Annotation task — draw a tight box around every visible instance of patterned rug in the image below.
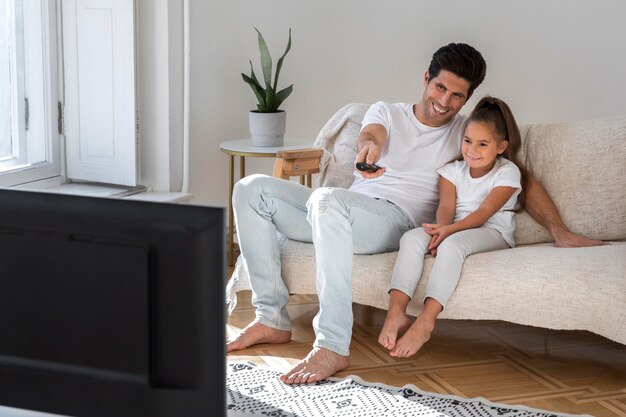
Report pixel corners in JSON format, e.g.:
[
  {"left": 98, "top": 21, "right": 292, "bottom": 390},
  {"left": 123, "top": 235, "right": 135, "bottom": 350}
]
[{"left": 227, "top": 361, "right": 590, "bottom": 417}]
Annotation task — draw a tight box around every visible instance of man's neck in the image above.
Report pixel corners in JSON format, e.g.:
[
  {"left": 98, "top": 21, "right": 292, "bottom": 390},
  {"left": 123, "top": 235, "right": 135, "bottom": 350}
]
[{"left": 413, "top": 103, "right": 432, "bottom": 126}]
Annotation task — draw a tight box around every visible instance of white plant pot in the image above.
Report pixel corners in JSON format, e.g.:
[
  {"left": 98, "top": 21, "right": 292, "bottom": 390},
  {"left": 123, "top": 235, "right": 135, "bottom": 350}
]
[{"left": 249, "top": 111, "right": 286, "bottom": 147}]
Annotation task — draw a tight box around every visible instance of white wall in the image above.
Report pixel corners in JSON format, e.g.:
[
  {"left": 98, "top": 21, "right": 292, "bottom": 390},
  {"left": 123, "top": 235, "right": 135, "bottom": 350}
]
[
  {"left": 136, "top": 0, "right": 185, "bottom": 192},
  {"left": 182, "top": 0, "right": 626, "bottom": 207}
]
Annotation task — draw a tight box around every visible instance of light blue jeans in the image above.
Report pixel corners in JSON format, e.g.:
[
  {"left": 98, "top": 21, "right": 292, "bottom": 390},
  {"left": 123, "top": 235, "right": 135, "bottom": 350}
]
[
  {"left": 232, "top": 174, "right": 412, "bottom": 356},
  {"left": 390, "top": 227, "right": 509, "bottom": 307}
]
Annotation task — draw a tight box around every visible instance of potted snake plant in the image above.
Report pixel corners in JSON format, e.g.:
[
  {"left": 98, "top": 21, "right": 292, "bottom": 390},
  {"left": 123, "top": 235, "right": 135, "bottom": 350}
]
[{"left": 242, "top": 28, "right": 293, "bottom": 147}]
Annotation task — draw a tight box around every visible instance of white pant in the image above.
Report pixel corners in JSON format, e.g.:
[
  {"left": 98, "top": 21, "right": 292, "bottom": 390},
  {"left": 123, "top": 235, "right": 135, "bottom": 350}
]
[
  {"left": 232, "top": 174, "right": 412, "bottom": 356},
  {"left": 389, "top": 227, "right": 509, "bottom": 307}
]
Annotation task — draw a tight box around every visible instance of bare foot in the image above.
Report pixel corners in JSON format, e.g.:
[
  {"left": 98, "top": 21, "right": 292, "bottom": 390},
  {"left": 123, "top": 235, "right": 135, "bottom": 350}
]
[
  {"left": 227, "top": 321, "right": 291, "bottom": 352},
  {"left": 378, "top": 310, "right": 412, "bottom": 350},
  {"left": 390, "top": 315, "right": 435, "bottom": 358},
  {"left": 279, "top": 347, "right": 350, "bottom": 384},
  {"left": 553, "top": 229, "right": 607, "bottom": 248}
]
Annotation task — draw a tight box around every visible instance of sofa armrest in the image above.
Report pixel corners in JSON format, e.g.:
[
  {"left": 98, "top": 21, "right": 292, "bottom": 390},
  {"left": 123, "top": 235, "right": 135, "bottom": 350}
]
[{"left": 272, "top": 148, "right": 324, "bottom": 186}]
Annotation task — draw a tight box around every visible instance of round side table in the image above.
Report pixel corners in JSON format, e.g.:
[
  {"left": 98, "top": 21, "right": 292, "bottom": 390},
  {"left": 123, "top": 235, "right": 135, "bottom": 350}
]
[{"left": 220, "top": 138, "right": 313, "bottom": 266}]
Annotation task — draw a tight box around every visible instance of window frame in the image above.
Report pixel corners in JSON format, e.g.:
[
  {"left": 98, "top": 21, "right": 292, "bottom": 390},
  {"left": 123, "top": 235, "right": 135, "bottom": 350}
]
[{"left": 0, "top": 0, "right": 61, "bottom": 187}]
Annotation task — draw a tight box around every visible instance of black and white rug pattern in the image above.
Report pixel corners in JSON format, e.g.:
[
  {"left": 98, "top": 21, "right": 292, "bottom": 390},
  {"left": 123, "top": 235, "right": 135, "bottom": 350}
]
[{"left": 227, "top": 362, "right": 590, "bottom": 417}]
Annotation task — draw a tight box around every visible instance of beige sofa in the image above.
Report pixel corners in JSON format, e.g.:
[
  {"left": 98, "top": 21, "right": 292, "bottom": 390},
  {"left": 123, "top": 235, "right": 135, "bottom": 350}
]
[{"left": 228, "top": 103, "right": 626, "bottom": 346}]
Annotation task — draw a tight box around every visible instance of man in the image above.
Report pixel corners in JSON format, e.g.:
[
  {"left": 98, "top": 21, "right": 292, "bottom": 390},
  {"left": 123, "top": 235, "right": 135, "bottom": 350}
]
[{"left": 227, "top": 43, "right": 603, "bottom": 384}]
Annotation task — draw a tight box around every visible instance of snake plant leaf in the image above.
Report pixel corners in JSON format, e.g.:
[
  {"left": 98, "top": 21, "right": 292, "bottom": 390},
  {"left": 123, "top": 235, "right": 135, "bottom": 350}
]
[
  {"left": 242, "top": 73, "right": 267, "bottom": 110},
  {"left": 273, "top": 84, "right": 293, "bottom": 110},
  {"left": 274, "top": 28, "right": 292, "bottom": 90},
  {"left": 255, "top": 27, "right": 272, "bottom": 89},
  {"left": 245, "top": 60, "right": 267, "bottom": 110},
  {"left": 248, "top": 61, "right": 263, "bottom": 91},
  {"left": 264, "top": 86, "right": 277, "bottom": 112},
  {"left": 243, "top": 27, "right": 292, "bottom": 112}
]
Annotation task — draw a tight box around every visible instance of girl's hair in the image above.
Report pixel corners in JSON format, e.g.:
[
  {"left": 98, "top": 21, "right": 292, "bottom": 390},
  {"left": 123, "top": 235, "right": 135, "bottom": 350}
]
[{"left": 466, "top": 96, "right": 529, "bottom": 209}]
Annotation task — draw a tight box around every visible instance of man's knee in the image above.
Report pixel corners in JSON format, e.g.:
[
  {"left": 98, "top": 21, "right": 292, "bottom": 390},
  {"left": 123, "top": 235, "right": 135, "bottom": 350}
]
[
  {"left": 233, "top": 174, "right": 273, "bottom": 208},
  {"left": 306, "top": 188, "right": 356, "bottom": 228},
  {"left": 307, "top": 187, "right": 345, "bottom": 216}
]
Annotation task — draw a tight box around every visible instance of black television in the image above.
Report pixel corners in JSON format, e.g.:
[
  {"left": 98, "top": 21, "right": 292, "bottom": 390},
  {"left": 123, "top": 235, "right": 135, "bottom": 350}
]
[{"left": 0, "top": 189, "right": 226, "bottom": 417}]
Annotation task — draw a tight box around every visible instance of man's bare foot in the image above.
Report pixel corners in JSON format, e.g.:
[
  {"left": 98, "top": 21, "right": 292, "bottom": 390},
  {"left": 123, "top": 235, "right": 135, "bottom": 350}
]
[
  {"left": 390, "top": 315, "right": 435, "bottom": 358},
  {"left": 378, "top": 310, "right": 412, "bottom": 350},
  {"left": 552, "top": 229, "right": 607, "bottom": 248},
  {"left": 227, "top": 321, "right": 291, "bottom": 353},
  {"left": 279, "top": 347, "right": 350, "bottom": 384}
]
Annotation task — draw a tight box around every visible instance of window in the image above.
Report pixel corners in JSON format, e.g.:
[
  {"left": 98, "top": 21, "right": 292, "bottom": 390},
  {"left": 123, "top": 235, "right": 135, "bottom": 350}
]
[
  {"left": 0, "top": 0, "right": 60, "bottom": 186},
  {"left": 0, "top": 0, "right": 137, "bottom": 188}
]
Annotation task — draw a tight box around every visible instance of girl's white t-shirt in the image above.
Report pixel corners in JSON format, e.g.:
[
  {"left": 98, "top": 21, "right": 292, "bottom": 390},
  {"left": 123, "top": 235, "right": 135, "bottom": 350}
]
[
  {"left": 350, "top": 101, "right": 466, "bottom": 227},
  {"left": 437, "top": 158, "right": 522, "bottom": 247}
]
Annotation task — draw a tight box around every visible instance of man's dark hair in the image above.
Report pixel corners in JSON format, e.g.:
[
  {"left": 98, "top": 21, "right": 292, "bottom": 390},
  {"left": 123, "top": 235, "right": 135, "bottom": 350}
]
[{"left": 428, "top": 43, "right": 486, "bottom": 99}]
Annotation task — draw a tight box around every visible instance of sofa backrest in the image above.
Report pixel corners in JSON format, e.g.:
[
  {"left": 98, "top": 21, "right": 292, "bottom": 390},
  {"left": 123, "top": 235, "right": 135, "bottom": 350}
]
[
  {"left": 312, "top": 103, "right": 368, "bottom": 189},
  {"left": 312, "top": 103, "right": 626, "bottom": 244},
  {"left": 515, "top": 115, "right": 626, "bottom": 244}
]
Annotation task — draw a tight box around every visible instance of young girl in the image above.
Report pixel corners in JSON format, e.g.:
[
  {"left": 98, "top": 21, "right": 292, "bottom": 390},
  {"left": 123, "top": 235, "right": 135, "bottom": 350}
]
[{"left": 378, "top": 96, "right": 528, "bottom": 358}]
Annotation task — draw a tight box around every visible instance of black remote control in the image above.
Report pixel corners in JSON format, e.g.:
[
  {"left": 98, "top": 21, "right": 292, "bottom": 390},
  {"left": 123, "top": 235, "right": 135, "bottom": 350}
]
[{"left": 356, "top": 162, "right": 382, "bottom": 173}]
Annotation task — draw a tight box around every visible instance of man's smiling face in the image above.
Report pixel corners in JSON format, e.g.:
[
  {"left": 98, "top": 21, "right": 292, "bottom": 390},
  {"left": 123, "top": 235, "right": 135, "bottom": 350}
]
[{"left": 415, "top": 69, "right": 470, "bottom": 127}]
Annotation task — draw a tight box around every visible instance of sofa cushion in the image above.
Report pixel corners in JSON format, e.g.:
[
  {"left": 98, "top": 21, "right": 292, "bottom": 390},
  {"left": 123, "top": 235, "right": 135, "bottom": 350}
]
[
  {"left": 516, "top": 115, "right": 626, "bottom": 244},
  {"left": 227, "top": 237, "right": 626, "bottom": 345},
  {"left": 277, "top": 238, "right": 626, "bottom": 345}
]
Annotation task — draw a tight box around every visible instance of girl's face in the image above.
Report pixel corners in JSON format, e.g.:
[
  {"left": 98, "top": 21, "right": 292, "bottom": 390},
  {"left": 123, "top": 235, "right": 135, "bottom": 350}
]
[{"left": 462, "top": 121, "right": 508, "bottom": 177}]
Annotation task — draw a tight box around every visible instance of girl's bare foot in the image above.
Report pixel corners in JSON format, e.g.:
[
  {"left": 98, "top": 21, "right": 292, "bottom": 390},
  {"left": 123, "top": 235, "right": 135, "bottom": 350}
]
[
  {"left": 280, "top": 347, "right": 350, "bottom": 384},
  {"left": 378, "top": 310, "right": 412, "bottom": 350},
  {"left": 227, "top": 321, "right": 291, "bottom": 352},
  {"left": 389, "top": 314, "right": 435, "bottom": 358}
]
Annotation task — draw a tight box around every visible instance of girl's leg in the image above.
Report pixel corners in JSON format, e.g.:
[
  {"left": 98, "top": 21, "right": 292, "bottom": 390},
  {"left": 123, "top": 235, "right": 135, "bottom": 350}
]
[
  {"left": 391, "top": 228, "right": 509, "bottom": 357},
  {"left": 425, "top": 227, "right": 508, "bottom": 307},
  {"left": 390, "top": 297, "right": 441, "bottom": 358},
  {"left": 379, "top": 228, "right": 431, "bottom": 350},
  {"left": 379, "top": 290, "right": 412, "bottom": 350}
]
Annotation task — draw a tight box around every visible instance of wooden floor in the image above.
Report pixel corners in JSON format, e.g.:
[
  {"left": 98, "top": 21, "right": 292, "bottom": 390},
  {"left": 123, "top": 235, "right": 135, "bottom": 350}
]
[{"left": 227, "top": 291, "right": 626, "bottom": 417}]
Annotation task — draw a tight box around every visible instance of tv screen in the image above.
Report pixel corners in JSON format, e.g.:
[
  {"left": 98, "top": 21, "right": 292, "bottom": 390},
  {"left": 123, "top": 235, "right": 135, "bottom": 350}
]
[{"left": 0, "top": 189, "right": 225, "bottom": 417}]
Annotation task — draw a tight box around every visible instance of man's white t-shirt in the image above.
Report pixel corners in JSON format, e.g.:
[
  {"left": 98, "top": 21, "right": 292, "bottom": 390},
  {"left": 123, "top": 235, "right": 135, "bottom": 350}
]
[
  {"left": 437, "top": 158, "right": 522, "bottom": 247},
  {"left": 350, "top": 101, "right": 466, "bottom": 227}
]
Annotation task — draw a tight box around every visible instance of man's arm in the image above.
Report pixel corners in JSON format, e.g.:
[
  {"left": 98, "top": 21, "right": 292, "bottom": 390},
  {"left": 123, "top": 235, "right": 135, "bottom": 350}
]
[
  {"left": 355, "top": 123, "right": 388, "bottom": 179},
  {"left": 524, "top": 175, "right": 605, "bottom": 247}
]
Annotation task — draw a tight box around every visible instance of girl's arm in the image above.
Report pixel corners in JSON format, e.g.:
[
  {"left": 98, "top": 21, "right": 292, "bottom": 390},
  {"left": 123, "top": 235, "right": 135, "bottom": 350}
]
[
  {"left": 424, "top": 185, "right": 517, "bottom": 251},
  {"left": 435, "top": 177, "right": 456, "bottom": 226},
  {"left": 426, "top": 177, "right": 456, "bottom": 255}
]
